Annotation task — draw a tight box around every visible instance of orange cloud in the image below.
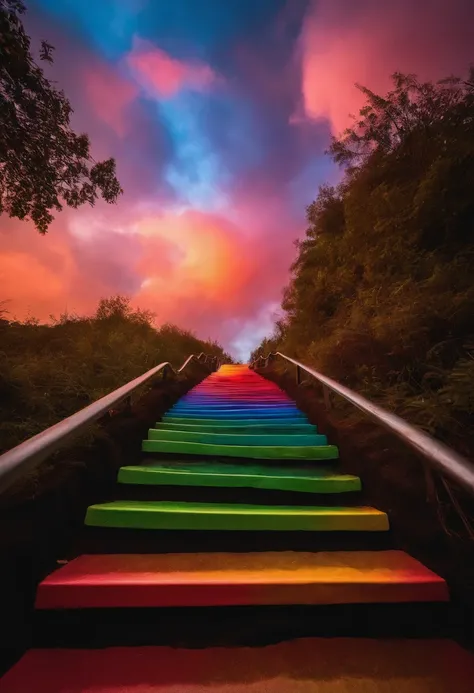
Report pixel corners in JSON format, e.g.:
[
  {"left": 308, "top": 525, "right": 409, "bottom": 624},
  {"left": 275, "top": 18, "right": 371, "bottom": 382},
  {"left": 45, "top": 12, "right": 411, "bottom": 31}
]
[
  {"left": 298, "top": 0, "right": 473, "bottom": 135},
  {"left": 135, "top": 210, "right": 254, "bottom": 319},
  {"left": 1, "top": 220, "right": 82, "bottom": 320},
  {"left": 127, "top": 38, "right": 217, "bottom": 98},
  {"left": 82, "top": 63, "right": 138, "bottom": 137},
  {"left": 0, "top": 213, "right": 134, "bottom": 322},
  {"left": 0, "top": 206, "right": 261, "bottom": 337},
  {"left": 0, "top": 188, "right": 299, "bottom": 358}
]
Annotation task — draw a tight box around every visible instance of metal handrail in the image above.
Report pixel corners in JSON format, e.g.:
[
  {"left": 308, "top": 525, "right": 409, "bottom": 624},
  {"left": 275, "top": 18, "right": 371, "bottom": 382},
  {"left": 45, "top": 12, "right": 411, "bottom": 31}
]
[
  {"left": 250, "top": 351, "right": 474, "bottom": 496},
  {"left": 0, "top": 352, "right": 220, "bottom": 495}
]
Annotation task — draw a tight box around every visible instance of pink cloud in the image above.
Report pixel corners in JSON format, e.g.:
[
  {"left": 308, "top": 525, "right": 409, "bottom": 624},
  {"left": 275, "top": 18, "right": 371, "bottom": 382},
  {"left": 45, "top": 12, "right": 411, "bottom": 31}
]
[
  {"left": 297, "top": 0, "right": 473, "bottom": 135},
  {"left": 122, "top": 188, "right": 298, "bottom": 348},
  {"left": 1, "top": 218, "right": 89, "bottom": 321},
  {"left": 0, "top": 207, "right": 143, "bottom": 322},
  {"left": 0, "top": 186, "right": 296, "bottom": 358},
  {"left": 82, "top": 62, "right": 138, "bottom": 137},
  {"left": 134, "top": 210, "right": 256, "bottom": 320},
  {"left": 127, "top": 37, "right": 217, "bottom": 98}
]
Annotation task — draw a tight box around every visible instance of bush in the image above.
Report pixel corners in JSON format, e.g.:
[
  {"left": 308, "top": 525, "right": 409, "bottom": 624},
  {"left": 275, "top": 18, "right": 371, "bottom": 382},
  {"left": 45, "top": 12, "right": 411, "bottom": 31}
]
[{"left": 0, "top": 295, "right": 231, "bottom": 453}]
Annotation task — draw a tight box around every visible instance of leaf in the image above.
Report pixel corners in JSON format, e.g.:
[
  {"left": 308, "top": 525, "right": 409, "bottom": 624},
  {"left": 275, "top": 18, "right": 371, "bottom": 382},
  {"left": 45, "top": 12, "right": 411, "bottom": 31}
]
[{"left": 0, "top": 2, "right": 122, "bottom": 232}]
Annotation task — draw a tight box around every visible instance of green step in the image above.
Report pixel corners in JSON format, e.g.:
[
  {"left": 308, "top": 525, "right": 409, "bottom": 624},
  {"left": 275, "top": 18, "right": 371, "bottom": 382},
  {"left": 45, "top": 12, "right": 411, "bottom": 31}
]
[
  {"left": 118, "top": 462, "right": 361, "bottom": 493},
  {"left": 142, "top": 439, "right": 339, "bottom": 460},
  {"left": 147, "top": 429, "right": 327, "bottom": 447},
  {"left": 162, "top": 417, "right": 308, "bottom": 427},
  {"left": 85, "top": 500, "right": 389, "bottom": 531},
  {"left": 156, "top": 422, "right": 318, "bottom": 433}
]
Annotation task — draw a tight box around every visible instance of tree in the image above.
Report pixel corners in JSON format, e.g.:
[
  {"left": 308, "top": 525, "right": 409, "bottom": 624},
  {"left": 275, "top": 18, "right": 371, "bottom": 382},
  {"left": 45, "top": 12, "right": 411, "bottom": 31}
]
[
  {"left": 95, "top": 295, "right": 155, "bottom": 327},
  {"left": 254, "top": 66, "right": 474, "bottom": 443},
  {"left": 0, "top": 1, "right": 122, "bottom": 233},
  {"left": 328, "top": 69, "right": 474, "bottom": 171}
]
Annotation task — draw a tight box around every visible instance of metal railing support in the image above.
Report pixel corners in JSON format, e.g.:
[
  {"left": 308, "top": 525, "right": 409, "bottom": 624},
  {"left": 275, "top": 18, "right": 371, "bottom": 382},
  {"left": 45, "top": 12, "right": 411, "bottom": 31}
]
[
  {"left": 295, "top": 365, "right": 301, "bottom": 385},
  {"left": 0, "top": 352, "right": 220, "bottom": 495},
  {"left": 250, "top": 351, "right": 474, "bottom": 496}
]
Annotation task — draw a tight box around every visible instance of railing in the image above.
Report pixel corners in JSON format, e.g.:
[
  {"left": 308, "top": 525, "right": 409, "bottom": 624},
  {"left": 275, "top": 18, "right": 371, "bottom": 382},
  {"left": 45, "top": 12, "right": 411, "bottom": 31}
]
[
  {"left": 0, "top": 352, "right": 220, "bottom": 495},
  {"left": 251, "top": 352, "right": 474, "bottom": 496}
]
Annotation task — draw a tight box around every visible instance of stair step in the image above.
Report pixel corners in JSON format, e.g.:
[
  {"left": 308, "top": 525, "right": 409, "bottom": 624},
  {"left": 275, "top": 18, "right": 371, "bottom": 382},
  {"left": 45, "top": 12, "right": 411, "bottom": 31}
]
[
  {"left": 167, "top": 411, "right": 304, "bottom": 420},
  {"left": 142, "top": 439, "right": 338, "bottom": 460},
  {"left": 5, "top": 640, "right": 474, "bottom": 693},
  {"left": 169, "top": 410, "right": 303, "bottom": 418},
  {"left": 156, "top": 422, "right": 318, "bottom": 433},
  {"left": 164, "top": 411, "right": 308, "bottom": 420},
  {"left": 187, "top": 394, "right": 290, "bottom": 399},
  {"left": 79, "top": 527, "right": 393, "bottom": 555},
  {"left": 147, "top": 429, "right": 328, "bottom": 447},
  {"left": 162, "top": 417, "right": 309, "bottom": 426},
  {"left": 177, "top": 392, "right": 292, "bottom": 398},
  {"left": 118, "top": 462, "right": 360, "bottom": 493},
  {"left": 179, "top": 402, "right": 293, "bottom": 407},
  {"left": 170, "top": 401, "right": 299, "bottom": 407},
  {"left": 84, "top": 501, "right": 389, "bottom": 532},
  {"left": 35, "top": 550, "right": 448, "bottom": 610},
  {"left": 117, "top": 483, "right": 361, "bottom": 507}
]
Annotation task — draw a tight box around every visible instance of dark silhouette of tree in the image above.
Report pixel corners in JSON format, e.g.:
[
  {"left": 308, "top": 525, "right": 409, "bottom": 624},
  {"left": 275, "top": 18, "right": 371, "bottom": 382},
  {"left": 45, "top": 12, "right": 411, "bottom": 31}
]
[
  {"left": 0, "top": 0, "right": 122, "bottom": 233},
  {"left": 328, "top": 69, "right": 474, "bottom": 171}
]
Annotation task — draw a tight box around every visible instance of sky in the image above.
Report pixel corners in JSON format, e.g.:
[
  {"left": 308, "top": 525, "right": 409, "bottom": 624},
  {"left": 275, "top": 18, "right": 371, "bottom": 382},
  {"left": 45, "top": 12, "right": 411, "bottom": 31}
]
[{"left": 0, "top": 0, "right": 472, "bottom": 360}]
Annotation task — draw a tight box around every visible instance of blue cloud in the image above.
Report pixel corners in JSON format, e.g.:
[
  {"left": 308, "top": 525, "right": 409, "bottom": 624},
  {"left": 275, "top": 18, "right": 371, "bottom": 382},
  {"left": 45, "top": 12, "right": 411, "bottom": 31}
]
[
  {"left": 135, "top": 0, "right": 293, "bottom": 62},
  {"left": 157, "top": 92, "right": 228, "bottom": 212},
  {"left": 30, "top": 0, "right": 142, "bottom": 58}
]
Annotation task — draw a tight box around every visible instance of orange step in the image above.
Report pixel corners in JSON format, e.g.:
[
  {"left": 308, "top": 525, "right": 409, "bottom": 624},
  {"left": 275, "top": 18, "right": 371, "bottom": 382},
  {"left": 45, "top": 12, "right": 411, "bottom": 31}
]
[{"left": 35, "top": 551, "right": 449, "bottom": 609}]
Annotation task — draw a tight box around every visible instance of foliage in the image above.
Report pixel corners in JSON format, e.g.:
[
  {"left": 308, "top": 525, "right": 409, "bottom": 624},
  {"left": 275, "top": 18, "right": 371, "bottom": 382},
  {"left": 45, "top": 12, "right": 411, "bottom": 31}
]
[
  {"left": 0, "top": 0, "right": 122, "bottom": 233},
  {"left": 0, "top": 296, "right": 231, "bottom": 453},
  {"left": 252, "top": 68, "right": 474, "bottom": 450},
  {"left": 328, "top": 69, "right": 474, "bottom": 171}
]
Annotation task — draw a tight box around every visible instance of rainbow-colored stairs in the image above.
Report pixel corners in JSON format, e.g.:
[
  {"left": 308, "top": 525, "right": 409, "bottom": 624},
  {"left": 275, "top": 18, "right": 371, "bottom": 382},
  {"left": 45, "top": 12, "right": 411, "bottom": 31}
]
[
  {"left": 83, "top": 363, "right": 384, "bottom": 532},
  {"left": 5, "top": 364, "right": 470, "bottom": 691},
  {"left": 34, "top": 364, "right": 447, "bottom": 611}
]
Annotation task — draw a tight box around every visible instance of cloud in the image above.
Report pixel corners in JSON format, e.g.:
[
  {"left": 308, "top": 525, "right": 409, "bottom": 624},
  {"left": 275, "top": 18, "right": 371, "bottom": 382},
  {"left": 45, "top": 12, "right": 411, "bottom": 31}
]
[
  {"left": 0, "top": 208, "right": 146, "bottom": 321},
  {"left": 21, "top": 9, "right": 177, "bottom": 201},
  {"left": 297, "top": 0, "right": 474, "bottom": 135},
  {"left": 134, "top": 207, "right": 283, "bottom": 326},
  {"left": 0, "top": 195, "right": 293, "bottom": 346},
  {"left": 82, "top": 62, "right": 138, "bottom": 137},
  {"left": 5, "top": 0, "right": 473, "bottom": 361},
  {"left": 228, "top": 300, "right": 282, "bottom": 359},
  {"left": 2, "top": 1, "right": 325, "bottom": 360},
  {"left": 127, "top": 37, "right": 217, "bottom": 98}
]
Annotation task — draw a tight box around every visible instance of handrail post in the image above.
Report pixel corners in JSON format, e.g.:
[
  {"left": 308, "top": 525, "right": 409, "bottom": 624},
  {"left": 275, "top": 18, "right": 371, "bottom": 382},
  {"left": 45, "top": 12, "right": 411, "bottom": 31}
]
[
  {"left": 265, "top": 353, "right": 275, "bottom": 368},
  {"left": 322, "top": 384, "right": 332, "bottom": 410},
  {"left": 0, "top": 350, "right": 220, "bottom": 496},
  {"left": 296, "top": 365, "right": 301, "bottom": 385},
  {"left": 250, "top": 350, "right": 474, "bottom": 496}
]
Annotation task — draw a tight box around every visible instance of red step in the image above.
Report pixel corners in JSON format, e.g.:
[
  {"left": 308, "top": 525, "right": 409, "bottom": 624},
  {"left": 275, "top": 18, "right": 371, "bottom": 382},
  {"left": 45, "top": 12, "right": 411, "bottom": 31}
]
[{"left": 2, "top": 639, "right": 474, "bottom": 692}]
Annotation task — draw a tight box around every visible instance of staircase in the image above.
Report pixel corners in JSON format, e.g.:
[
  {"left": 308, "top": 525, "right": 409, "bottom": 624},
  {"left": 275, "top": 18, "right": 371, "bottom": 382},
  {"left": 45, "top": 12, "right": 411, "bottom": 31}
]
[{"left": 2, "top": 364, "right": 474, "bottom": 692}]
